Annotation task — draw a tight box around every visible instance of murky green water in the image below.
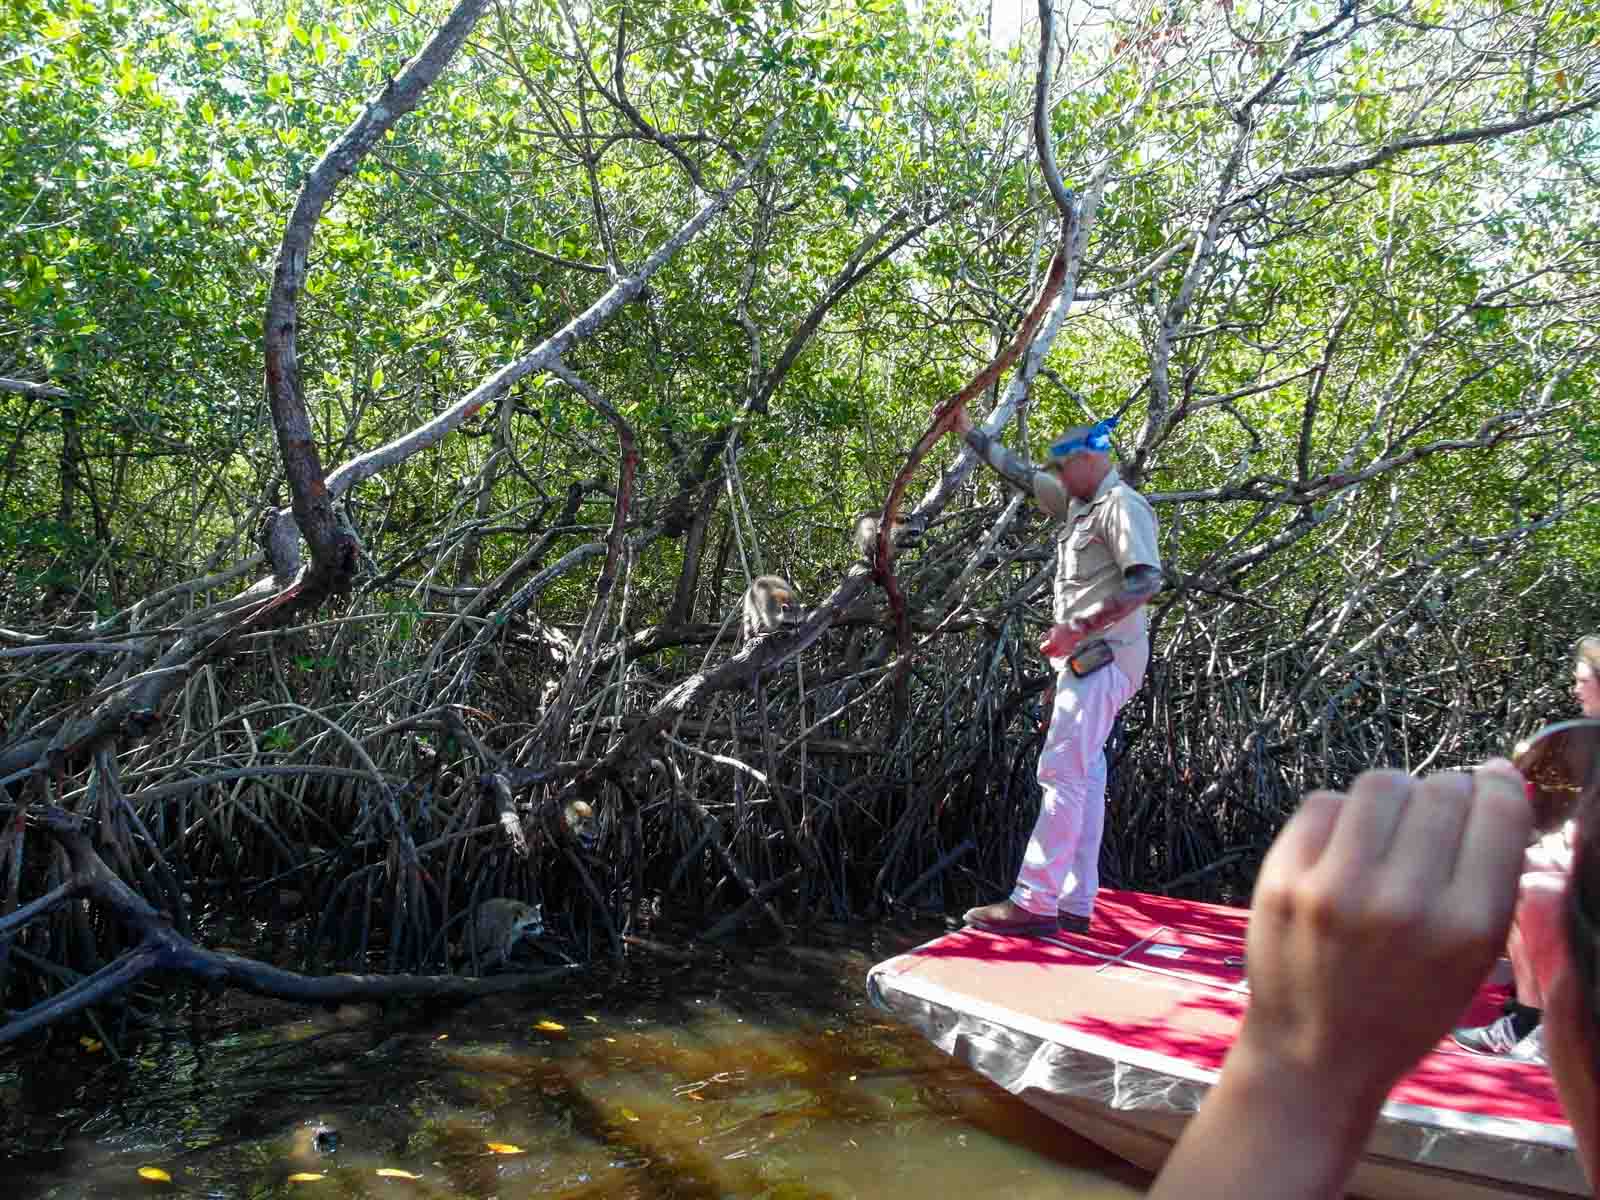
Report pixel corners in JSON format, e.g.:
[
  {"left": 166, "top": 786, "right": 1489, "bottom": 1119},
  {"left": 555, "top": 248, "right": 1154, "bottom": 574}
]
[{"left": 3, "top": 922, "right": 1147, "bottom": 1199}]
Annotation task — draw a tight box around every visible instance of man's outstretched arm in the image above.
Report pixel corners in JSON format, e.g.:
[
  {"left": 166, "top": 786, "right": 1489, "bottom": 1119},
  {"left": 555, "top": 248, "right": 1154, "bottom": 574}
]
[{"left": 951, "top": 403, "right": 1039, "bottom": 494}]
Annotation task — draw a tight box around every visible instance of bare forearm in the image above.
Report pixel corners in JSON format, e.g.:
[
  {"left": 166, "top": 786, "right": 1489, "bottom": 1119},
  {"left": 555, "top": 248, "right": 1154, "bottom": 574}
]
[
  {"left": 1065, "top": 567, "right": 1162, "bottom": 638},
  {"left": 1072, "top": 590, "right": 1148, "bottom": 637},
  {"left": 1150, "top": 1045, "right": 1384, "bottom": 1200},
  {"left": 961, "top": 426, "right": 1037, "bottom": 493}
]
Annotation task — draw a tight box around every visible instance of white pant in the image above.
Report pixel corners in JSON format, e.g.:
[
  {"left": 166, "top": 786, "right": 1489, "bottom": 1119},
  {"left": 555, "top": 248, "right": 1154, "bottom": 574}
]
[{"left": 1011, "top": 660, "right": 1139, "bottom": 919}]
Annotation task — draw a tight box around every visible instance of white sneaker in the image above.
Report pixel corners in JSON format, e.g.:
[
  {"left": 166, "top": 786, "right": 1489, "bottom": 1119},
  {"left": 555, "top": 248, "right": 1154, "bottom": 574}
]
[
  {"left": 1509, "top": 1025, "right": 1548, "bottom": 1066},
  {"left": 1452, "top": 1013, "right": 1527, "bottom": 1055}
]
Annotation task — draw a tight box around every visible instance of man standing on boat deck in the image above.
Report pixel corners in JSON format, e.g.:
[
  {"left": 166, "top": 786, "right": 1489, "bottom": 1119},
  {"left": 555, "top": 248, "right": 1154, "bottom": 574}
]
[{"left": 952, "top": 407, "right": 1163, "bottom": 936}]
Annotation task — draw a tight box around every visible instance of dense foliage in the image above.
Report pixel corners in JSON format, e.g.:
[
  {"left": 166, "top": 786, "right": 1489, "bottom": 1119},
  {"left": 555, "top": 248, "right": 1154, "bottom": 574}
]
[{"left": 2, "top": 0, "right": 1597, "bottom": 1033}]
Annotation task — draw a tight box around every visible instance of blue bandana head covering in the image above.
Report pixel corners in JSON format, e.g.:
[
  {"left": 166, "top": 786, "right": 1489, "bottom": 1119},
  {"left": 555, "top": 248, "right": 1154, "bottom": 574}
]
[{"left": 1048, "top": 416, "right": 1117, "bottom": 463}]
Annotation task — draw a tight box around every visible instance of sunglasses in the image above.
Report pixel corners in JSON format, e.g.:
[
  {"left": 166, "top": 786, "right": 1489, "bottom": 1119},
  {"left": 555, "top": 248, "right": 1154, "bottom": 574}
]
[
  {"left": 1514, "top": 718, "right": 1600, "bottom": 832},
  {"left": 1049, "top": 416, "right": 1118, "bottom": 461}
]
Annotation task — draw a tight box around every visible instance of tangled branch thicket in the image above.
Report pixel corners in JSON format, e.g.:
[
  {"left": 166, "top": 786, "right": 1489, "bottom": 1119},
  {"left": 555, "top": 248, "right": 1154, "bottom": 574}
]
[{"left": 3, "top": 0, "right": 1599, "bottom": 1042}]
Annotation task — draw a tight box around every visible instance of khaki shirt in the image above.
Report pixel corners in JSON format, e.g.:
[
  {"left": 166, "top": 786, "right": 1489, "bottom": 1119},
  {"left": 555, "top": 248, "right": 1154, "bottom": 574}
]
[{"left": 1033, "top": 467, "right": 1161, "bottom": 682}]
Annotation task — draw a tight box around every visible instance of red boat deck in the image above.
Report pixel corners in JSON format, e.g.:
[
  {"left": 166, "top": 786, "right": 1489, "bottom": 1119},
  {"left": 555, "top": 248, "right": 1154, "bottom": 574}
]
[{"left": 873, "top": 888, "right": 1566, "bottom": 1130}]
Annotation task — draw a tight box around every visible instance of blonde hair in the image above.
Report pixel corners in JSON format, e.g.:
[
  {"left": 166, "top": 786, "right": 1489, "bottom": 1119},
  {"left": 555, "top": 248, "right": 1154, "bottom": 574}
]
[{"left": 1578, "top": 635, "right": 1600, "bottom": 677}]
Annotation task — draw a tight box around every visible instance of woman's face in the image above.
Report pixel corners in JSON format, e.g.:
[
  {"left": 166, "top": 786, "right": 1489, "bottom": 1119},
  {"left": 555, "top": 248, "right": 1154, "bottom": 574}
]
[{"left": 1574, "top": 664, "right": 1600, "bottom": 718}]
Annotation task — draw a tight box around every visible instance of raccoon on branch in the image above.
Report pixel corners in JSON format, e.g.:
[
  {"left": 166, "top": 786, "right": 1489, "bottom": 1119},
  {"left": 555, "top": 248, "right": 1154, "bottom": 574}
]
[
  {"left": 740, "top": 575, "right": 804, "bottom": 642},
  {"left": 852, "top": 513, "right": 920, "bottom": 565}
]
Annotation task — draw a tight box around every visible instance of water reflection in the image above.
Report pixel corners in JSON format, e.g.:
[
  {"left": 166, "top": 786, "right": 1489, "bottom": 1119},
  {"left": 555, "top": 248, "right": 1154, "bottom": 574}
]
[{"left": 5, "top": 922, "right": 1147, "bottom": 1198}]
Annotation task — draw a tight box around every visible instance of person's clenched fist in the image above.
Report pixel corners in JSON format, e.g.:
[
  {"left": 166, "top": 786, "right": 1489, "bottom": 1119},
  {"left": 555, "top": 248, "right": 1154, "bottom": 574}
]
[{"left": 1237, "top": 764, "right": 1532, "bottom": 1109}]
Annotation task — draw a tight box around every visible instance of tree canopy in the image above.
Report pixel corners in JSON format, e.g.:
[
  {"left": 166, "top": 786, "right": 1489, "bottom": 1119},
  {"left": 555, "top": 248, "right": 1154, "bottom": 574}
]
[{"left": 2, "top": 0, "right": 1597, "bottom": 1039}]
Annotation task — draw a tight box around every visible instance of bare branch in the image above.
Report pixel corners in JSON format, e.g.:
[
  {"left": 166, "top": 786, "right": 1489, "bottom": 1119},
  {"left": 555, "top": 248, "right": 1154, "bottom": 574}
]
[
  {"left": 264, "top": 0, "right": 493, "bottom": 599},
  {"left": 322, "top": 122, "right": 778, "bottom": 503},
  {"left": 1243, "top": 96, "right": 1600, "bottom": 202},
  {"left": 0, "top": 376, "right": 66, "bottom": 399}
]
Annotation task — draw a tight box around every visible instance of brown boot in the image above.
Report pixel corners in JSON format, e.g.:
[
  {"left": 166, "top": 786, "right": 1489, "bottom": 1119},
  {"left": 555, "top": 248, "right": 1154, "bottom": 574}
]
[{"left": 962, "top": 899, "right": 1060, "bottom": 936}]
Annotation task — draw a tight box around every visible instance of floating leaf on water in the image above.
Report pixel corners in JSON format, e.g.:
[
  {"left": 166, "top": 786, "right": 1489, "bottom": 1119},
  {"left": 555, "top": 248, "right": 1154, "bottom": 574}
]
[
  {"left": 435, "top": 1033, "right": 448, "bottom": 1040},
  {"left": 583, "top": 1015, "right": 599, "bottom": 1023},
  {"left": 484, "top": 1142, "right": 523, "bottom": 1154},
  {"left": 374, "top": 1167, "right": 423, "bottom": 1179},
  {"left": 619, "top": 1108, "right": 639, "bottom": 1122},
  {"left": 136, "top": 1167, "right": 172, "bottom": 1183},
  {"left": 287, "top": 1173, "right": 326, "bottom": 1182},
  {"left": 534, "top": 1020, "right": 565, "bottom": 1032},
  {"left": 79, "top": 1037, "right": 102, "bottom": 1052}
]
